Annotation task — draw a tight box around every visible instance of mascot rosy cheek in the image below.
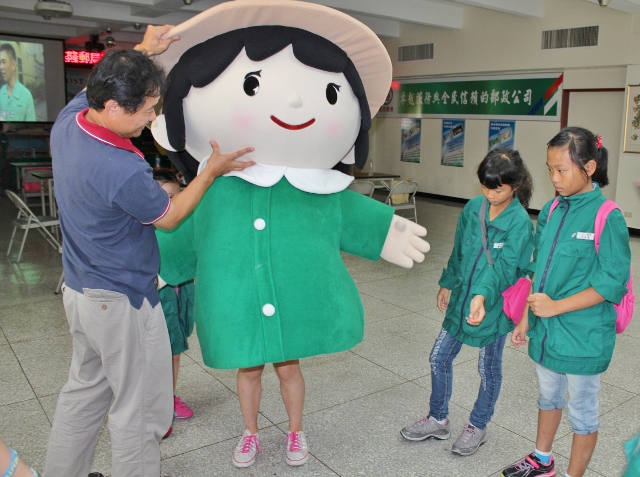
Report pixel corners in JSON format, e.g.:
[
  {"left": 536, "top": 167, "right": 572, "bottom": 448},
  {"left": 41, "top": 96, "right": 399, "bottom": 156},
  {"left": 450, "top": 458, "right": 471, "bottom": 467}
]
[{"left": 152, "top": 0, "right": 430, "bottom": 370}]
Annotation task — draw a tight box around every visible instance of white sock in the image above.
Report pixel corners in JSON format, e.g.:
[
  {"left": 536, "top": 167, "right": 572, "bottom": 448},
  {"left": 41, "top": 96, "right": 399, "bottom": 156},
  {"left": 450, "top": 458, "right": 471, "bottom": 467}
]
[
  {"left": 535, "top": 448, "right": 552, "bottom": 457},
  {"left": 431, "top": 416, "right": 447, "bottom": 425},
  {"left": 565, "top": 474, "right": 572, "bottom": 477}
]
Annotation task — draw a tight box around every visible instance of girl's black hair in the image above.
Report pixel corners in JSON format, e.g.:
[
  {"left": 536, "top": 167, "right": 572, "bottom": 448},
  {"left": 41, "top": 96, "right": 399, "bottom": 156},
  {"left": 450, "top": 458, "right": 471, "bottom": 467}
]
[
  {"left": 162, "top": 25, "right": 371, "bottom": 178},
  {"left": 477, "top": 148, "right": 533, "bottom": 209},
  {"left": 153, "top": 168, "right": 179, "bottom": 184},
  {"left": 547, "top": 126, "right": 609, "bottom": 187}
]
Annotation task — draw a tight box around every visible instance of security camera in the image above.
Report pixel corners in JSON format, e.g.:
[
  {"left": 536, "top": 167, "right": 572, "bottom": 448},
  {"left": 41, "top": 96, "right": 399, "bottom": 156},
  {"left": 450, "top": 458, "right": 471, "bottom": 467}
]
[
  {"left": 104, "top": 36, "right": 116, "bottom": 48},
  {"left": 598, "top": 0, "right": 610, "bottom": 5},
  {"left": 183, "top": 0, "right": 192, "bottom": 4}
]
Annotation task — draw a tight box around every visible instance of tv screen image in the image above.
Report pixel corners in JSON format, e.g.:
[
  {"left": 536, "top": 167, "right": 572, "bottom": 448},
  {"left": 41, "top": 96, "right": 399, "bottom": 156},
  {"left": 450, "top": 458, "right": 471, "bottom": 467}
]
[
  {"left": 0, "top": 34, "right": 65, "bottom": 123},
  {"left": 0, "top": 40, "right": 44, "bottom": 121}
]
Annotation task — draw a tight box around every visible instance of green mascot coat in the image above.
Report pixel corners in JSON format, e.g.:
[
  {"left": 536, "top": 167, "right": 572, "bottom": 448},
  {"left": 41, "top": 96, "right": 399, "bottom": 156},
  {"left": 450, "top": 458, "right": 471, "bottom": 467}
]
[{"left": 157, "top": 175, "right": 395, "bottom": 369}]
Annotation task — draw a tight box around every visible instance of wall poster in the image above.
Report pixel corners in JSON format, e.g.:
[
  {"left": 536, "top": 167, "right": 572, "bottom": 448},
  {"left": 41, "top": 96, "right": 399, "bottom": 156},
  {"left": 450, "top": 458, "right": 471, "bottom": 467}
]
[
  {"left": 400, "top": 118, "right": 421, "bottom": 162},
  {"left": 441, "top": 119, "right": 465, "bottom": 167},
  {"left": 623, "top": 85, "right": 640, "bottom": 153},
  {"left": 488, "top": 120, "right": 516, "bottom": 151}
]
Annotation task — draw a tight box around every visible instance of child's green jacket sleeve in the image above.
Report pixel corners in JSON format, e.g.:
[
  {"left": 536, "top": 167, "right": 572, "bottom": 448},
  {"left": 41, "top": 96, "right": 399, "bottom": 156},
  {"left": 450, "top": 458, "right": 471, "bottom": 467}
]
[
  {"left": 438, "top": 211, "right": 465, "bottom": 290},
  {"left": 590, "top": 209, "right": 630, "bottom": 304}
]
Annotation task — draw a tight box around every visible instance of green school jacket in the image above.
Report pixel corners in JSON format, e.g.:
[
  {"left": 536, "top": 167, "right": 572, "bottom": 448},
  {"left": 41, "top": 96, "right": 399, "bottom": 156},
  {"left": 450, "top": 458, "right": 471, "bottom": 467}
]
[
  {"left": 156, "top": 176, "right": 394, "bottom": 369},
  {"left": 439, "top": 195, "right": 534, "bottom": 347},
  {"left": 526, "top": 184, "right": 631, "bottom": 375},
  {"left": 158, "top": 280, "right": 195, "bottom": 355}
]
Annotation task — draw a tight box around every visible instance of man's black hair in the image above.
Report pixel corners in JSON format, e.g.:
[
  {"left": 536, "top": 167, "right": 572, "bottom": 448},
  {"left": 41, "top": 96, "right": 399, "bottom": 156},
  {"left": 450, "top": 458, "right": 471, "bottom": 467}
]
[
  {"left": 0, "top": 43, "right": 16, "bottom": 61},
  {"left": 163, "top": 25, "right": 371, "bottom": 177},
  {"left": 86, "top": 49, "right": 166, "bottom": 114}
]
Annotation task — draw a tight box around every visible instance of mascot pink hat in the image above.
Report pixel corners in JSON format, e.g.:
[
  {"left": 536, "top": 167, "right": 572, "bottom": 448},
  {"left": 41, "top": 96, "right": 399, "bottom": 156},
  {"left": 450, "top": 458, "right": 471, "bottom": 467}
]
[{"left": 158, "top": 0, "right": 392, "bottom": 118}]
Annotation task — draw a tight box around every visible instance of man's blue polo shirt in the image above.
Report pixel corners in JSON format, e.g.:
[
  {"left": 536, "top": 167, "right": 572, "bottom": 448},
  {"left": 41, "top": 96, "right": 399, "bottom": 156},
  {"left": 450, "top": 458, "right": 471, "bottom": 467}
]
[{"left": 51, "top": 91, "right": 170, "bottom": 309}]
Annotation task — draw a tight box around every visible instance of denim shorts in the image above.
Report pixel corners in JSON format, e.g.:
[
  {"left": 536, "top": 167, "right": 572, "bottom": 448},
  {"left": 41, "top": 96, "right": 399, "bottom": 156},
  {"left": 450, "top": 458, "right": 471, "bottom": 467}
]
[{"left": 535, "top": 363, "right": 600, "bottom": 435}]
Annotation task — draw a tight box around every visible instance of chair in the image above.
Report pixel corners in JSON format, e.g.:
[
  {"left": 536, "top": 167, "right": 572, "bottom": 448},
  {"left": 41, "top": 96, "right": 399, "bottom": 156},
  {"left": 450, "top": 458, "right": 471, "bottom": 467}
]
[
  {"left": 385, "top": 180, "right": 419, "bottom": 222},
  {"left": 22, "top": 166, "right": 52, "bottom": 214},
  {"left": 5, "top": 190, "right": 61, "bottom": 263},
  {"left": 347, "top": 180, "right": 376, "bottom": 197},
  {"left": 55, "top": 247, "right": 64, "bottom": 294}
]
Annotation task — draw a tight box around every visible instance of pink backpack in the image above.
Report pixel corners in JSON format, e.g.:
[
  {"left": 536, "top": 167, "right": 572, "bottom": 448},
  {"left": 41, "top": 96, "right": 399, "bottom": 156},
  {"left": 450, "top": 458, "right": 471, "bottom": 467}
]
[{"left": 549, "top": 198, "right": 635, "bottom": 333}]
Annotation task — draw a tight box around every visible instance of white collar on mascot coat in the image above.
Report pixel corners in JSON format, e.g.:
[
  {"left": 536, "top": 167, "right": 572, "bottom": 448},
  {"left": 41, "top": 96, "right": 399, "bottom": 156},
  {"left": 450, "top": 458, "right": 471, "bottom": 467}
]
[{"left": 197, "top": 158, "right": 354, "bottom": 194}]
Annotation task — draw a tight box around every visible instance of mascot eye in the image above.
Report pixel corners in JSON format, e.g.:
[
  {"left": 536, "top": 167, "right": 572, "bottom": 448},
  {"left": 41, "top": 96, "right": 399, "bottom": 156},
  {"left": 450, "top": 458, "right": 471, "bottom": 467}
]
[
  {"left": 243, "top": 73, "right": 261, "bottom": 96},
  {"left": 326, "top": 83, "right": 340, "bottom": 105}
]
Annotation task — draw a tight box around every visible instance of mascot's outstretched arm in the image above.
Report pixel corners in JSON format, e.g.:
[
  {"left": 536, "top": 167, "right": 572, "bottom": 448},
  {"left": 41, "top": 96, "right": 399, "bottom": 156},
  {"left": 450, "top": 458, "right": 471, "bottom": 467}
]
[{"left": 381, "top": 216, "right": 430, "bottom": 268}]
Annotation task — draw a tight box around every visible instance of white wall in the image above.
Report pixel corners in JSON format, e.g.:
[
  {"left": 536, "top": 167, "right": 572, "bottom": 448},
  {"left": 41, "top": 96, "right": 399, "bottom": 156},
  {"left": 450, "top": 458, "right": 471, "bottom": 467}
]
[
  {"left": 368, "top": 0, "right": 640, "bottom": 218},
  {"left": 370, "top": 117, "right": 558, "bottom": 209}
]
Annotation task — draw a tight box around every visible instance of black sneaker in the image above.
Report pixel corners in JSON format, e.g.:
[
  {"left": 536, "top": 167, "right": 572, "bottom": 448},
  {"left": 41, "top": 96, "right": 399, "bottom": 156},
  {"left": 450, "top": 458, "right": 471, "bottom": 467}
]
[
  {"left": 88, "top": 474, "right": 105, "bottom": 477},
  {"left": 501, "top": 453, "right": 555, "bottom": 477}
]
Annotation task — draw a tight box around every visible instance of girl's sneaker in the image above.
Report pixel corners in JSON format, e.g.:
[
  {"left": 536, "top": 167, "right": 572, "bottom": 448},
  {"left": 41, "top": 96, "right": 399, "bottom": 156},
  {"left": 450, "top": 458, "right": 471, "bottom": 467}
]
[
  {"left": 400, "top": 415, "right": 450, "bottom": 441},
  {"left": 501, "top": 453, "right": 555, "bottom": 477},
  {"left": 233, "top": 430, "right": 262, "bottom": 468},
  {"left": 174, "top": 395, "right": 194, "bottom": 419},
  {"left": 451, "top": 423, "right": 487, "bottom": 456},
  {"left": 285, "top": 431, "right": 309, "bottom": 466}
]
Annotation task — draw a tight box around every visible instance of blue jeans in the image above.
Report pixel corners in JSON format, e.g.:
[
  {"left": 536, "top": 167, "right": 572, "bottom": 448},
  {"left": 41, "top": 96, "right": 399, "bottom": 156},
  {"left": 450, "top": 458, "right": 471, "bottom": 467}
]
[
  {"left": 429, "top": 328, "right": 507, "bottom": 430},
  {"left": 536, "top": 363, "right": 600, "bottom": 435}
]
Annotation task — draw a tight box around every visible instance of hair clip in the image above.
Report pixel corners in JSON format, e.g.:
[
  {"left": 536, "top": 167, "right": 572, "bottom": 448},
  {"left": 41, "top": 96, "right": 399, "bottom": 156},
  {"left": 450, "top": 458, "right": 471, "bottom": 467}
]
[{"left": 596, "top": 135, "right": 603, "bottom": 149}]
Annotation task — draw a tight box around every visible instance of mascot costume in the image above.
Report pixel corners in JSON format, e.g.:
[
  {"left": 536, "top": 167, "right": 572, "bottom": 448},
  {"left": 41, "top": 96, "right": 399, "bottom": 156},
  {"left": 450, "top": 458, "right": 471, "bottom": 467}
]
[{"left": 152, "top": 0, "right": 430, "bottom": 467}]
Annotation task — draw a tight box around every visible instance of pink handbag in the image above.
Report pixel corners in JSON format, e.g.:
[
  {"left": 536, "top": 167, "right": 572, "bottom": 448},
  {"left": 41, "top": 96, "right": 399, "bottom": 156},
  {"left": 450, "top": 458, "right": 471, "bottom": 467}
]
[
  {"left": 501, "top": 277, "right": 531, "bottom": 325},
  {"left": 478, "top": 199, "right": 531, "bottom": 325}
]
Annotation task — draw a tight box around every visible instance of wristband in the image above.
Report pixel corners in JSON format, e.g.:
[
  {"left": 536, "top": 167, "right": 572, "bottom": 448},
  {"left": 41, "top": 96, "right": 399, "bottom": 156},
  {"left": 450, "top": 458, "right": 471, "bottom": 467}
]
[{"left": 1, "top": 448, "right": 18, "bottom": 477}]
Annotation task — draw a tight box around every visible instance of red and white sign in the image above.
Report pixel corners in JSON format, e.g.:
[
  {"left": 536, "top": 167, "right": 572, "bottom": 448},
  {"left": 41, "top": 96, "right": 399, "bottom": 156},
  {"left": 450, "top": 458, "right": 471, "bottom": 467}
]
[{"left": 64, "top": 50, "right": 105, "bottom": 65}]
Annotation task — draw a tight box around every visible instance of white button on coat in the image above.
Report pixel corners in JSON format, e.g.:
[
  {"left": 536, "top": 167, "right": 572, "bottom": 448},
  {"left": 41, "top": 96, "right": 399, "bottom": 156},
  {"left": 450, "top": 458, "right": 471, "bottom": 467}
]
[
  {"left": 254, "top": 218, "right": 266, "bottom": 230},
  {"left": 262, "top": 304, "right": 276, "bottom": 316}
]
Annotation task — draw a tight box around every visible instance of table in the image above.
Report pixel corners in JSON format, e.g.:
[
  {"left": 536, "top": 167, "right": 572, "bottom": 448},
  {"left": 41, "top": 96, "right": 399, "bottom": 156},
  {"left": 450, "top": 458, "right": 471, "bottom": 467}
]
[
  {"left": 30, "top": 170, "right": 55, "bottom": 217},
  {"left": 11, "top": 160, "right": 53, "bottom": 192},
  {"left": 352, "top": 172, "right": 401, "bottom": 190}
]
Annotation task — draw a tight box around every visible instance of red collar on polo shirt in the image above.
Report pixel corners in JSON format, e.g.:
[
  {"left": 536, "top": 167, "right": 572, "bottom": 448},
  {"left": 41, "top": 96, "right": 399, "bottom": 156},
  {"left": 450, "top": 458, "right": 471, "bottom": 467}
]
[{"left": 75, "top": 108, "right": 145, "bottom": 159}]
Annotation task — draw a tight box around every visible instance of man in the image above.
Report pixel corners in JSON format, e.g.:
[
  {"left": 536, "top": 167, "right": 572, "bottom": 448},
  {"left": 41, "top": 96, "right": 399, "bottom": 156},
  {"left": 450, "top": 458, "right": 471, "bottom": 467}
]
[
  {"left": 0, "top": 44, "right": 35, "bottom": 121},
  {"left": 43, "top": 26, "right": 254, "bottom": 477}
]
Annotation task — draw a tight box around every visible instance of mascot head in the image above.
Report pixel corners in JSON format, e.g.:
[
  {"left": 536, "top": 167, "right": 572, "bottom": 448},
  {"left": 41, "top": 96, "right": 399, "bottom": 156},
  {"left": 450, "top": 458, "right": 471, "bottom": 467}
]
[{"left": 151, "top": 0, "right": 391, "bottom": 177}]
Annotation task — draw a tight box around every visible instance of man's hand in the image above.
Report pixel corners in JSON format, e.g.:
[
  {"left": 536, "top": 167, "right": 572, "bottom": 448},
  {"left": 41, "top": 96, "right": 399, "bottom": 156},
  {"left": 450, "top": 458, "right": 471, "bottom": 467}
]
[
  {"left": 200, "top": 140, "right": 255, "bottom": 182},
  {"left": 527, "top": 293, "right": 557, "bottom": 318},
  {"left": 134, "top": 25, "right": 180, "bottom": 56},
  {"left": 466, "top": 295, "right": 486, "bottom": 326},
  {"left": 437, "top": 287, "right": 451, "bottom": 313}
]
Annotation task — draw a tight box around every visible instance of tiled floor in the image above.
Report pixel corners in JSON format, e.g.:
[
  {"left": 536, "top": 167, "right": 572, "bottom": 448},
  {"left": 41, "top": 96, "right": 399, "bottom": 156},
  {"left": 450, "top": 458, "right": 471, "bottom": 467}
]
[{"left": 1, "top": 191, "right": 639, "bottom": 476}]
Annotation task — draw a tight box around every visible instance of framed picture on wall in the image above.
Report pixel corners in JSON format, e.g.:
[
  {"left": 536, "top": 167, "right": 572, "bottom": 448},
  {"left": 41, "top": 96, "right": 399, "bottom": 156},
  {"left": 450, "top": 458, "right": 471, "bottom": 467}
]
[{"left": 623, "top": 85, "right": 640, "bottom": 153}]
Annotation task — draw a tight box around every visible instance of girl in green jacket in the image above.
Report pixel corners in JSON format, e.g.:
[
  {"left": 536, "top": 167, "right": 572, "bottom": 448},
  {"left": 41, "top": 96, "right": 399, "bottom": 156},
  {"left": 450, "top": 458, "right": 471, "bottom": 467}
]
[
  {"left": 401, "top": 148, "right": 534, "bottom": 457},
  {"left": 503, "top": 127, "right": 631, "bottom": 477}
]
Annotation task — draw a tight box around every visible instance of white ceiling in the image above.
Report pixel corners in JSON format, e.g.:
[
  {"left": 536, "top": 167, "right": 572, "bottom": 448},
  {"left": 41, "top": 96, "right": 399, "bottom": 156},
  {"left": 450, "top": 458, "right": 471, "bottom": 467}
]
[{"left": 0, "top": 0, "right": 639, "bottom": 48}]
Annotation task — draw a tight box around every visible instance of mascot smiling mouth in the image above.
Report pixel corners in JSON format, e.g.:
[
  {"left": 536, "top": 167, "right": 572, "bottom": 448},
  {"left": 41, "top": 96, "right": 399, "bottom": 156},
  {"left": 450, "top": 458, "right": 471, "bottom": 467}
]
[{"left": 270, "top": 115, "right": 315, "bottom": 130}]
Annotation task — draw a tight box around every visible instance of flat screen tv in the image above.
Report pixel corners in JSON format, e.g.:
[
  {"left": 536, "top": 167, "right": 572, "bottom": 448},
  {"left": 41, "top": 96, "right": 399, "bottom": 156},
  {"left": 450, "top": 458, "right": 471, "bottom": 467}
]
[{"left": 0, "top": 33, "right": 65, "bottom": 123}]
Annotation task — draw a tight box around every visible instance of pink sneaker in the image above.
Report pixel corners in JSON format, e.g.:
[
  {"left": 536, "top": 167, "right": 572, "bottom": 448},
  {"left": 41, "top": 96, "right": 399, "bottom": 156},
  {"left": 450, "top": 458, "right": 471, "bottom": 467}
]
[
  {"left": 174, "top": 395, "right": 194, "bottom": 419},
  {"left": 285, "top": 431, "right": 309, "bottom": 466},
  {"left": 233, "top": 430, "right": 262, "bottom": 468}
]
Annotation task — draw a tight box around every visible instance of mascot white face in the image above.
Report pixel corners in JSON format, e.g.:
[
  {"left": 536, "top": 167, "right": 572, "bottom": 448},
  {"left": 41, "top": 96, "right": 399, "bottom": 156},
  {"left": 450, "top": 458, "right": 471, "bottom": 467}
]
[{"left": 179, "top": 45, "right": 361, "bottom": 170}]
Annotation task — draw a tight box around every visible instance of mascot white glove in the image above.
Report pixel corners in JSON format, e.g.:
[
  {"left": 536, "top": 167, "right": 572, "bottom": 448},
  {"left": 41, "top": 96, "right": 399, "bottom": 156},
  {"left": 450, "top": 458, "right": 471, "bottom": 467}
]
[{"left": 380, "top": 216, "right": 430, "bottom": 268}]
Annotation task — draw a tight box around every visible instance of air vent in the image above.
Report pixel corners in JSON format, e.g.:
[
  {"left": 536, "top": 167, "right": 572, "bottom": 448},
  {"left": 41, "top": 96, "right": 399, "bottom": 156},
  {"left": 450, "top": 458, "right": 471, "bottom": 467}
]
[
  {"left": 398, "top": 43, "right": 434, "bottom": 62},
  {"left": 541, "top": 26, "right": 599, "bottom": 49}
]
